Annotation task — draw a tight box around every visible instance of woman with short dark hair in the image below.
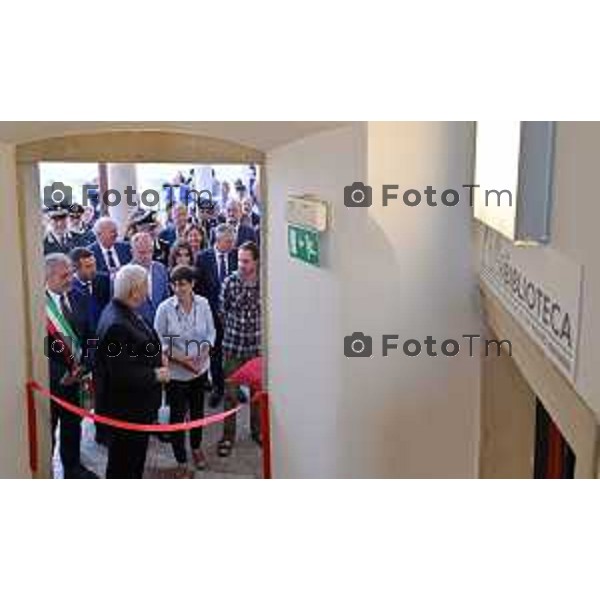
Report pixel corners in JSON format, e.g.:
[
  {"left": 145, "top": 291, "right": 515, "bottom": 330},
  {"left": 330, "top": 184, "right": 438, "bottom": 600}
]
[{"left": 154, "top": 265, "right": 216, "bottom": 477}]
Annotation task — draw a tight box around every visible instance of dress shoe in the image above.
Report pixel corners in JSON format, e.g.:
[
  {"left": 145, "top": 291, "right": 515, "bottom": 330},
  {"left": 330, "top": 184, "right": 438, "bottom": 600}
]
[
  {"left": 64, "top": 465, "right": 99, "bottom": 479},
  {"left": 208, "top": 391, "right": 223, "bottom": 409}
]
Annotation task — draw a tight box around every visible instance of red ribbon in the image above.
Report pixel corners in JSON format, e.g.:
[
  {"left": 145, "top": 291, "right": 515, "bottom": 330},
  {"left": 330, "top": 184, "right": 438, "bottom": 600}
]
[
  {"left": 27, "top": 380, "right": 245, "bottom": 433},
  {"left": 26, "top": 381, "right": 271, "bottom": 478}
]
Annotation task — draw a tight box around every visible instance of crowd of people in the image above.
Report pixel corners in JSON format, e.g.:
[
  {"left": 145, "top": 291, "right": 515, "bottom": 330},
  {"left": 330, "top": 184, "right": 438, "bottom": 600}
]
[{"left": 43, "top": 169, "right": 262, "bottom": 478}]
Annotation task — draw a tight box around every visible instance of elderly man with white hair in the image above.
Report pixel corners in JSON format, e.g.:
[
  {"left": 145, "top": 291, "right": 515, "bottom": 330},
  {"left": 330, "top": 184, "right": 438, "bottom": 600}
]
[
  {"left": 95, "top": 264, "right": 170, "bottom": 478},
  {"left": 88, "top": 216, "right": 132, "bottom": 274}
]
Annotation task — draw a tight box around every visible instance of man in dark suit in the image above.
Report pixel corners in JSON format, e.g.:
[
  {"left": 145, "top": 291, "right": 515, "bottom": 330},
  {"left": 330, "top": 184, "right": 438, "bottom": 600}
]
[
  {"left": 45, "top": 253, "right": 98, "bottom": 478},
  {"left": 195, "top": 223, "right": 237, "bottom": 406},
  {"left": 158, "top": 202, "right": 190, "bottom": 248},
  {"left": 69, "top": 246, "right": 112, "bottom": 446},
  {"left": 43, "top": 203, "right": 85, "bottom": 256},
  {"left": 218, "top": 199, "right": 258, "bottom": 247},
  {"left": 96, "top": 264, "right": 170, "bottom": 478},
  {"left": 88, "top": 217, "right": 132, "bottom": 274},
  {"left": 241, "top": 197, "right": 261, "bottom": 229}
]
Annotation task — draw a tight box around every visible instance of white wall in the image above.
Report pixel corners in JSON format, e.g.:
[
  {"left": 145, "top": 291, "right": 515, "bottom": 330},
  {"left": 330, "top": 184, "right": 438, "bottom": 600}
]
[
  {"left": 0, "top": 142, "right": 30, "bottom": 478},
  {"left": 267, "top": 122, "right": 481, "bottom": 478},
  {"left": 267, "top": 125, "right": 366, "bottom": 477}
]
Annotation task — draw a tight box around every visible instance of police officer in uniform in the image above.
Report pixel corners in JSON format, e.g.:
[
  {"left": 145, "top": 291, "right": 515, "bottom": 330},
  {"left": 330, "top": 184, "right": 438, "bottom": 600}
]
[
  {"left": 68, "top": 204, "right": 96, "bottom": 246},
  {"left": 197, "top": 196, "right": 220, "bottom": 245},
  {"left": 43, "top": 202, "right": 84, "bottom": 256}
]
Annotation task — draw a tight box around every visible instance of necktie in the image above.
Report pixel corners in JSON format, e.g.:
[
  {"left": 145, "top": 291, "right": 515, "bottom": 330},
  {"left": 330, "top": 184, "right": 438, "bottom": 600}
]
[
  {"left": 147, "top": 268, "right": 153, "bottom": 302},
  {"left": 106, "top": 248, "right": 117, "bottom": 270},
  {"left": 60, "top": 293, "right": 75, "bottom": 330},
  {"left": 219, "top": 253, "right": 227, "bottom": 283},
  {"left": 84, "top": 280, "right": 97, "bottom": 325}
]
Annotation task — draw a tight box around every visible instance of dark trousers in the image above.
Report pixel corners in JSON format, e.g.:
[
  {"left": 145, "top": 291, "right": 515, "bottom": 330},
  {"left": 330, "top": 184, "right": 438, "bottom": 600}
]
[
  {"left": 222, "top": 393, "right": 261, "bottom": 443},
  {"left": 106, "top": 431, "right": 149, "bottom": 479},
  {"left": 222, "top": 356, "right": 260, "bottom": 443},
  {"left": 50, "top": 383, "right": 82, "bottom": 475},
  {"left": 92, "top": 367, "right": 110, "bottom": 444},
  {"left": 167, "top": 373, "right": 208, "bottom": 464},
  {"left": 210, "top": 320, "right": 225, "bottom": 395}
]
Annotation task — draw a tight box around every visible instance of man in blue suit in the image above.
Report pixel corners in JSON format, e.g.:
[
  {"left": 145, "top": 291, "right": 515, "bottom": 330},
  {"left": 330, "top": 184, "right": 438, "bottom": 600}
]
[
  {"left": 195, "top": 223, "right": 237, "bottom": 406},
  {"left": 87, "top": 217, "right": 132, "bottom": 275},
  {"left": 130, "top": 232, "right": 170, "bottom": 326},
  {"left": 69, "top": 247, "right": 111, "bottom": 333},
  {"left": 69, "top": 246, "right": 112, "bottom": 445}
]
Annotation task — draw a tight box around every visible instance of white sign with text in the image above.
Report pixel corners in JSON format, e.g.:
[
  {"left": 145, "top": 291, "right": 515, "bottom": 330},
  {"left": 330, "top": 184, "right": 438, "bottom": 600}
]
[
  {"left": 481, "top": 228, "right": 583, "bottom": 383},
  {"left": 286, "top": 195, "right": 328, "bottom": 232}
]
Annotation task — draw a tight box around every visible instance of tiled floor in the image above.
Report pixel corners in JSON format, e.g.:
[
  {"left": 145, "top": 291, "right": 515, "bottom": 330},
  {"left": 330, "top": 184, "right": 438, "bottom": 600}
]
[{"left": 53, "top": 403, "right": 263, "bottom": 479}]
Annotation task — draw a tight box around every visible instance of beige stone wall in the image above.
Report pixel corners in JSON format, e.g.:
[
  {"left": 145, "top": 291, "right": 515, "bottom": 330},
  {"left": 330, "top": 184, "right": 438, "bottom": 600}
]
[
  {"left": 479, "top": 331, "right": 536, "bottom": 478},
  {"left": 0, "top": 142, "right": 30, "bottom": 478},
  {"left": 479, "top": 287, "right": 598, "bottom": 478}
]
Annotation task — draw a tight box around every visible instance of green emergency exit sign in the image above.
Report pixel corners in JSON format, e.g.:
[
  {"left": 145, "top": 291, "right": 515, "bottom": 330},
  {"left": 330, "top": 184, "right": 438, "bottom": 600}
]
[{"left": 288, "top": 224, "right": 320, "bottom": 266}]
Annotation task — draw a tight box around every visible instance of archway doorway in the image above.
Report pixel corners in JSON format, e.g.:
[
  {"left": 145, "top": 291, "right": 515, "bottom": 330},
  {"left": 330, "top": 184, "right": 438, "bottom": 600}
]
[{"left": 17, "top": 130, "right": 268, "bottom": 479}]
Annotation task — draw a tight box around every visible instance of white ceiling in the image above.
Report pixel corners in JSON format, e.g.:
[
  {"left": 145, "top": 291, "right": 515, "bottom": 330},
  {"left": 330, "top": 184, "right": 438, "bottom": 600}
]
[{"left": 0, "top": 121, "right": 349, "bottom": 151}]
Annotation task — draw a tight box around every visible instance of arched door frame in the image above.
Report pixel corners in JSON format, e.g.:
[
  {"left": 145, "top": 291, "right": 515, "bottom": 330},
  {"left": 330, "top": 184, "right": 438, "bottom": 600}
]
[{"left": 16, "top": 130, "right": 267, "bottom": 478}]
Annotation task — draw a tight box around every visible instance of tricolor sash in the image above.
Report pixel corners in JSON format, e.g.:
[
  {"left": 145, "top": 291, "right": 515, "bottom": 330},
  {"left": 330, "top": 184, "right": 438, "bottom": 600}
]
[{"left": 46, "top": 292, "right": 82, "bottom": 367}]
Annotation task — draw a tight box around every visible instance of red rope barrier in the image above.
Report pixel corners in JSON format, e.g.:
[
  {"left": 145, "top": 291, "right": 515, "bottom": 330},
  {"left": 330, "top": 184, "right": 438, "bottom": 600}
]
[
  {"left": 255, "top": 391, "right": 272, "bottom": 479},
  {"left": 26, "top": 383, "right": 38, "bottom": 475},
  {"left": 25, "top": 380, "right": 272, "bottom": 478},
  {"left": 27, "top": 380, "right": 244, "bottom": 432}
]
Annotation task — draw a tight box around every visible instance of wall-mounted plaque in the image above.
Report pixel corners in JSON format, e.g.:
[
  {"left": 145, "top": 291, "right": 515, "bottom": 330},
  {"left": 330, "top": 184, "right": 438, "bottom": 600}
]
[{"left": 287, "top": 195, "right": 328, "bottom": 232}]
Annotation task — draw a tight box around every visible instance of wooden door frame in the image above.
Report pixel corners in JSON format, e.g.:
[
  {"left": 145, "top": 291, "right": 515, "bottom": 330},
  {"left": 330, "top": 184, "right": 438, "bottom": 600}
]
[{"left": 16, "top": 130, "right": 266, "bottom": 478}]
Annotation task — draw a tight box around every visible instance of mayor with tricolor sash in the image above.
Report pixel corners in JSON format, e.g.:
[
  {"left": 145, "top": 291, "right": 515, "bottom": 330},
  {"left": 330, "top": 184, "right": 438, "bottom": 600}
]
[{"left": 45, "top": 253, "right": 98, "bottom": 479}]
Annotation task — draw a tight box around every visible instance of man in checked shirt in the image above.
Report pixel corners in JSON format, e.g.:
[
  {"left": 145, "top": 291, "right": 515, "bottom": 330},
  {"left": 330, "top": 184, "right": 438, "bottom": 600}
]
[{"left": 217, "top": 241, "right": 262, "bottom": 457}]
